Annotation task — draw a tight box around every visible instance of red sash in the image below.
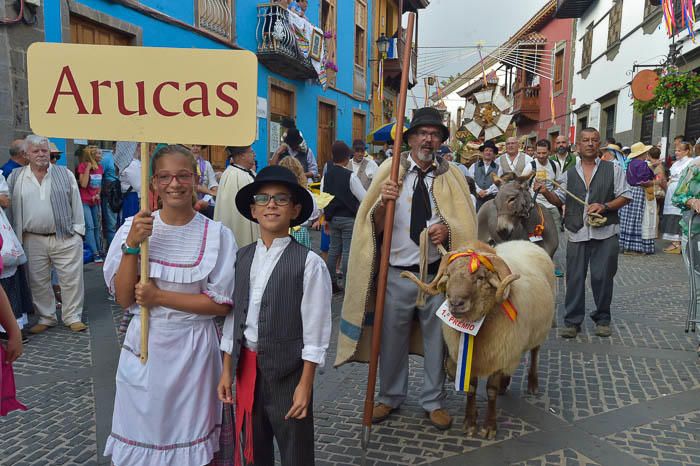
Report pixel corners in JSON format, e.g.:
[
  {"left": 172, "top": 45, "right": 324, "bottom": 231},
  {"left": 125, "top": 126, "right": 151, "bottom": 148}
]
[{"left": 234, "top": 347, "right": 257, "bottom": 466}]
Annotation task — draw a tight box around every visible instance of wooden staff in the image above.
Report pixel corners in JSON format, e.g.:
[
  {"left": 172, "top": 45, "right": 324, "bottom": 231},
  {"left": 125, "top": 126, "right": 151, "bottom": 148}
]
[
  {"left": 139, "top": 142, "right": 150, "bottom": 364},
  {"left": 361, "top": 12, "right": 415, "bottom": 464}
]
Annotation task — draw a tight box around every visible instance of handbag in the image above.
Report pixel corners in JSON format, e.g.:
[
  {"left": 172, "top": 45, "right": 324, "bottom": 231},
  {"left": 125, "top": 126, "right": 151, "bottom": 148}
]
[
  {"left": 104, "top": 181, "right": 128, "bottom": 214},
  {"left": 0, "top": 208, "right": 26, "bottom": 278},
  {"left": 642, "top": 197, "right": 658, "bottom": 240},
  {"left": 0, "top": 345, "right": 27, "bottom": 416}
]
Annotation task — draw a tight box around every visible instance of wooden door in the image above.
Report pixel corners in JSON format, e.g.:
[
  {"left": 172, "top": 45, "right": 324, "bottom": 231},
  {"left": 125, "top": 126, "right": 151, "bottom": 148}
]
[
  {"left": 269, "top": 85, "right": 294, "bottom": 157},
  {"left": 317, "top": 102, "right": 336, "bottom": 175},
  {"left": 70, "top": 15, "right": 132, "bottom": 45},
  {"left": 352, "top": 112, "right": 366, "bottom": 143}
]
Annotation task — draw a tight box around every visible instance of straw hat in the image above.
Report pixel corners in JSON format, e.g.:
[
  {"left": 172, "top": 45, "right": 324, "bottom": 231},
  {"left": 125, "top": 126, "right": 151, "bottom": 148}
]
[{"left": 627, "top": 142, "right": 653, "bottom": 159}]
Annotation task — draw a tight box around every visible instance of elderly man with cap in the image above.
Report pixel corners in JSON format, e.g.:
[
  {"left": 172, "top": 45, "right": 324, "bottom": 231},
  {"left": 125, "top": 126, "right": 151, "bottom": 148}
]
[
  {"left": 335, "top": 107, "right": 477, "bottom": 430},
  {"left": 270, "top": 128, "right": 319, "bottom": 183},
  {"left": 497, "top": 136, "right": 533, "bottom": 176},
  {"left": 350, "top": 139, "right": 379, "bottom": 190},
  {"left": 467, "top": 140, "right": 500, "bottom": 211}
]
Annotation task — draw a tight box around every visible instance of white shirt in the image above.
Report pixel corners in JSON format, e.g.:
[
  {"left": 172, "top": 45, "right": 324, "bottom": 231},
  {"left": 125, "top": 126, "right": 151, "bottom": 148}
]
[
  {"left": 120, "top": 159, "right": 142, "bottom": 195},
  {"left": 241, "top": 237, "right": 332, "bottom": 366},
  {"left": 390, "top": 157, "right": 442, "bottom": 267},
  {"left": 532, "top": 159, "right": 561, "bottom": 210},
  {"left": 351, "top": 158, "right": 379, "bottom": 182},
  {"left": 497, "top": 152, "right": 534, "bottom": 177},
  {"left": 19, "top": 166, "right": 85, "bottom": 236},
  {"left": 0, "top": 171, "right": 9, "bottom": 195},
  {"left": 320, "top": 166, "right": 367, "bottom": 202},
  {"left": 466, "top": 161, "right": 499, "bottom": 195}
]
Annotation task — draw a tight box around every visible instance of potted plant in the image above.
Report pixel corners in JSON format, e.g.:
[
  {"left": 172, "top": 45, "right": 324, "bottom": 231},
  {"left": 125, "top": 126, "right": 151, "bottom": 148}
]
[{"left": 634, "top": 68, "right": 700, "bottom": 113}]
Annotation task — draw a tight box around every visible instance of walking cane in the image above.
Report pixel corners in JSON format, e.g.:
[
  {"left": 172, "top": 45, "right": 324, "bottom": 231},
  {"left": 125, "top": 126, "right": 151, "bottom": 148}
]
[
  {"left": 139, "top": 142, "right": 150, "bottom": 364},
  {"left": 360, "top": 12, "right": 415, "bottom": 465}
]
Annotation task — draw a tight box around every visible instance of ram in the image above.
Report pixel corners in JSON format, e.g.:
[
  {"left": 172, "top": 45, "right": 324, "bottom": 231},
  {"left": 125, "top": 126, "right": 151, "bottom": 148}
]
[{"left": 401, "top": 240, "right": 555, "bottom": 439}]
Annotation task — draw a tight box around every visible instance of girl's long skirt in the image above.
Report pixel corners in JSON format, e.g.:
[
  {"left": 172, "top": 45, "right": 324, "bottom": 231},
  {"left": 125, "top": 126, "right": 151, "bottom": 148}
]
[
  {"left": 619, "top": 186, "right": 655, "bottom": 254},
  {"left": 104, "top": 316, "right": 223, "bottom": 466}
]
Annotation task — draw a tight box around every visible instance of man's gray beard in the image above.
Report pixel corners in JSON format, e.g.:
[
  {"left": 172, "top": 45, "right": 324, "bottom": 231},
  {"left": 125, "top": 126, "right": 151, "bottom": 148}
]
[
  {"left": 417, "top": 151, "right": 434, "bottom": 162},
  {"left": 556, "top": 147, "right": 568, "bottom": 155}
]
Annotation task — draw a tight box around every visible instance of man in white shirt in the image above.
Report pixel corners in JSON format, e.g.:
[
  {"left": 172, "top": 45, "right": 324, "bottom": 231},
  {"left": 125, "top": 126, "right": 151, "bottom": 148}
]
[
  {"left": 336, "top": 107, "right": 477, "bottom": 431},
  {"left": 350, "top": 140, "right": 378, "bottom": 190},
  {"left": 191, "top": 144, "right": 219, "bottom": 218},
  {"left": 531, "top": 139, "right": 563, "bottom": 277},
  {"left": 467, "top": 140, "right": 500, "bottom": 211},
  {"left": 496, "top": 136, "right": 533, "bottom": 177},
  {"left": 6, "top": 135, "right": 87, "bottom": 334},
  {"left": 322, "top": 141, "right": 367, "bottom": 293}
]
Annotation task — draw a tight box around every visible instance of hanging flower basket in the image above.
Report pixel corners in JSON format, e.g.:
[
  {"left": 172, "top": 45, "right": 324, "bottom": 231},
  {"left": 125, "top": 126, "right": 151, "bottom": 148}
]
[{"left": 634, "top": 70, "right": 700, "bottom": 114}]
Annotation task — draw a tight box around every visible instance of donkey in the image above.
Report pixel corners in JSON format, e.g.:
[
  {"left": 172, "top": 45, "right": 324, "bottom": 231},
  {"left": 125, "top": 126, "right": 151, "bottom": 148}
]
[{"left": 476, "top": 172, "right": 559, "bottom": 258}]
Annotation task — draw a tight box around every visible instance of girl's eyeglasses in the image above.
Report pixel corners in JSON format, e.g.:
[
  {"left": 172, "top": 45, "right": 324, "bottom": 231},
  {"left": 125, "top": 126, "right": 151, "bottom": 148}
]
[{"left": 155, "top": 170, "right": 195, "bottom": 186}]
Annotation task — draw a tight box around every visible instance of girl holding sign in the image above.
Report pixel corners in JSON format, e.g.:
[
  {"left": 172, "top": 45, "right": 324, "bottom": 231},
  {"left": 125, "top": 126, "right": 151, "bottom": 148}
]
[{"left": 103, "top": 145, "right": 236, "bottom": 466}]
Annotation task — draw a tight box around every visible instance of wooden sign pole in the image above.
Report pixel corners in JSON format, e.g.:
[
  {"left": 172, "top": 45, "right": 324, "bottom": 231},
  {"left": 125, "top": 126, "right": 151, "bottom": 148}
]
[
  {"left": 139, "top": 142, "right": 150, "bottom": 364},
  {"left": 360, "top": 12, "right": 415, "bottom": 464}
]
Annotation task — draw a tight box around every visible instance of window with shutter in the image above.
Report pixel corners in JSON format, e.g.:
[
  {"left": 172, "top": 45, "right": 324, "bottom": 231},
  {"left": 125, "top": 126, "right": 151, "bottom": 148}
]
[
  {"left": 321, "top": 0, "right": 337, "bottom": 88},
  {"left": 607, "top": 1, "right": 623, "bottom": 48},
  {"left": 582, "top": 24, "right": 593, "bottom": 69},
  {"left": 554, "top": 49, "right": 564, "bottom": 93}
]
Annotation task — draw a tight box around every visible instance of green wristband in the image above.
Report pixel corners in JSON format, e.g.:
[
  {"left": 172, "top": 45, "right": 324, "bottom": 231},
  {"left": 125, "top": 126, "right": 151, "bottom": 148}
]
[{"left": 121, "top": 242, "right": 141, "bottom": 255}]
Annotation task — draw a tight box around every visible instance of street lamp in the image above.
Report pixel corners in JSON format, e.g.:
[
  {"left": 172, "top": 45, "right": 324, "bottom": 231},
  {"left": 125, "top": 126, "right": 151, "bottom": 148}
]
[{"left": 376, "top": 33, "right": 390, "bottom": 60}]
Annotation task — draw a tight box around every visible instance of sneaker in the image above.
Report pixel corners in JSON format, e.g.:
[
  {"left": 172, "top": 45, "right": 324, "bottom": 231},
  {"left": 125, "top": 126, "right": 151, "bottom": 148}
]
[
  {"left": 425, "top": 408, "right": 453, "bottom": 431},
  {"left": 93, "top": 255, "right": 104, "bottom": 264},
  {"left": 595, "top": 324, "right": 612, "bottom": 337},
  {"left": 371, "top": 403, "right": 396, "bottom": 424},
  {"left": 554, "top": 268, "right": 564, "bottom": 278},
  {"left": 559, "top": 326, "right": 578, "bottom": 338}
]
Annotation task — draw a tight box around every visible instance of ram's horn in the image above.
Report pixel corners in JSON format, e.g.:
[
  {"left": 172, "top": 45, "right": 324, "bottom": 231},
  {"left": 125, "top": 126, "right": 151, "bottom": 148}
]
[
  {"left": 400, "top": 253, "right": 451, "bottom": 296},
  {"left": 483, "top": 253, "right": 521, "bottom": 302}
]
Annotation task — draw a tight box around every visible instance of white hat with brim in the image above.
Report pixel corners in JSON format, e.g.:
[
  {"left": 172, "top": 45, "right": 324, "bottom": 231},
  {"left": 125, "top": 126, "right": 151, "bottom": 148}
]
[{"left": 627, "top": 142, "right": 653, "bottom": 159}]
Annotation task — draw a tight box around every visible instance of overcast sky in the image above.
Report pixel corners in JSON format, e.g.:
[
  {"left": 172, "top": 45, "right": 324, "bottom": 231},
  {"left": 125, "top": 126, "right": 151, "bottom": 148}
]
[{"left": 408, "top": 0, "right": 550, "bottom": 111}]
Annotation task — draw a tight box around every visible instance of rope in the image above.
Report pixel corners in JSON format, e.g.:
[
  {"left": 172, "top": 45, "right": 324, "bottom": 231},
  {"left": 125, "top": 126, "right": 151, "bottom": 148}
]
[{"left": 548, "top": 179, "right": 607, "bottom": 228}]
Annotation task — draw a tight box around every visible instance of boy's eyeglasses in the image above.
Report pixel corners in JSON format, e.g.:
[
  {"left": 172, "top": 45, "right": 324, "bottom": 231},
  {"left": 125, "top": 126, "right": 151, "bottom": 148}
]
[
  {"left": 253, "top": 193, "right": 292, "bottom": 206},
  {"left": 155, "top": 170, "right": 195, "bottom": 186}
]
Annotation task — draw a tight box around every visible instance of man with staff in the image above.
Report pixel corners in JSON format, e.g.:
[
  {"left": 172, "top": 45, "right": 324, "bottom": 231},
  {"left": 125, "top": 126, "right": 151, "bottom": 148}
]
[{"left": 335, "top": 107, "right": 477, "bottom": 430}]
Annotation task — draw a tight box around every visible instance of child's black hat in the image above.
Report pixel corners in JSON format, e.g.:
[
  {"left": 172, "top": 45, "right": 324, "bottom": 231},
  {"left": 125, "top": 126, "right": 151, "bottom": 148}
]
[{"left": 235, "top": 165, "right": 314, "bottom": 227}]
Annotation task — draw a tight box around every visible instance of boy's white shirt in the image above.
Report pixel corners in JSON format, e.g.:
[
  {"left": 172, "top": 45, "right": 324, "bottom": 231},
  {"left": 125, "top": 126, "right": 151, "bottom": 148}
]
[{"left": 220, "top": 236, "right": 332, "bottom": 367}]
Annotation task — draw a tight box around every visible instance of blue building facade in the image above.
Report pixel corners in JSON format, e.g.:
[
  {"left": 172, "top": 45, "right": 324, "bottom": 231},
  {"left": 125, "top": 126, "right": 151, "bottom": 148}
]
[{"left": 39, "top": 0, "right": 373, "bottom": 170}]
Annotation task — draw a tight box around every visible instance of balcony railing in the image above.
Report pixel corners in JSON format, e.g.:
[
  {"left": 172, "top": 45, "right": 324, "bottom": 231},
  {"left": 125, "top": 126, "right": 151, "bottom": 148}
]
[
  {"left": 198, "top": 0, "right": 233, "bottom": 40},
  {"left": 383, "top": 28, "right": 418, "bottom": 91},
  {"left": 513, "top": 85, "right": 540, "bottom": 121},
  {"left": 255, "top": 3, "right": 318, "bottom": 81}
]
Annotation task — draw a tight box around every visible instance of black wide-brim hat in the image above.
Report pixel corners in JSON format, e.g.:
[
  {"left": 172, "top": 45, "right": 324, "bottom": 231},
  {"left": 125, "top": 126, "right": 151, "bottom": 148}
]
[
  {"left": 479, "top": 140, "right": 499, "bottom": 153},
  {"left": 403, "top": 107, "right": 449, "bottom": 143},
  {"left": 235, "top": 165, "right": 314, "bottom": 228}
]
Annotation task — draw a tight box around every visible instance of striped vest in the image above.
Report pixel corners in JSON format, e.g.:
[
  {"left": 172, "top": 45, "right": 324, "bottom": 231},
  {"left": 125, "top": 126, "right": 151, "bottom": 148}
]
[{"left": 229, "top": 239, "right": 308, "bottom": 380}]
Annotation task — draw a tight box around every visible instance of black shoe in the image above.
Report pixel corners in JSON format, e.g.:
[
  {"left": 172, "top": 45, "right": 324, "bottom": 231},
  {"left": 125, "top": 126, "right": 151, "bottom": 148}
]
[{"left": 332, "top": 282, "right": 344, "bottom": 295}]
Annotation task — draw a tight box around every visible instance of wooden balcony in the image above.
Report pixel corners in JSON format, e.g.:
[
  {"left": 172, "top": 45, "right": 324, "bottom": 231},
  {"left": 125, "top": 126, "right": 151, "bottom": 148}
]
[
  {"left": 512, "top": 85, "right": 540, "bottom": 122},
  {"left": 383, "top": 28, "right": 418, "bottom": 91},
  {"left": 255, "top": 3, "right": 318, "bottom": 81},
  {"left": 555, "top": 0, "right": 595, "bottom": 18}
]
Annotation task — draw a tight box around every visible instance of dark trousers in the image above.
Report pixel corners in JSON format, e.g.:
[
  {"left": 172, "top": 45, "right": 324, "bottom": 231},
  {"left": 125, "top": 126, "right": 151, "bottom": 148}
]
[
  {"left": 248, "top": 368, "right": 314, "bottom": 466},
  {"left": 564, "top": 235, "right": 619, "bottom": 328}
]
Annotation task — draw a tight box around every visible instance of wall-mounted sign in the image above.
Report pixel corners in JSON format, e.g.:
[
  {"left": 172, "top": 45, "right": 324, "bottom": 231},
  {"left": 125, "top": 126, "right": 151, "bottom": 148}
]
[{"left": 27, "top": 43, "right": 258, "bottom": 146}]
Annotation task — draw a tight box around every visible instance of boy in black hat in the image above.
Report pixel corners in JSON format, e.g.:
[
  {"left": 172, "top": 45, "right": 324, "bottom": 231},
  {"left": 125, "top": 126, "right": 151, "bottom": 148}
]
[{"left": 218, "top": 165, "right": 332, "bottom": 466}]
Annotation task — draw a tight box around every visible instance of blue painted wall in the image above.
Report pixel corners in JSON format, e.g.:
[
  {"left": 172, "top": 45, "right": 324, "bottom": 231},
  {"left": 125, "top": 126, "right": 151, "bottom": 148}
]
[{"left": 41, "top": 0, "right": 373, "bottom": 170}]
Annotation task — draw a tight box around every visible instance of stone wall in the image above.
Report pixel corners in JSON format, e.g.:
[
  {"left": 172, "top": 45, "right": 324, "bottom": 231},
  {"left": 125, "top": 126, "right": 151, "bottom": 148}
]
[{"left": 0, "top": 0, "right": 44, "bottom": 164}]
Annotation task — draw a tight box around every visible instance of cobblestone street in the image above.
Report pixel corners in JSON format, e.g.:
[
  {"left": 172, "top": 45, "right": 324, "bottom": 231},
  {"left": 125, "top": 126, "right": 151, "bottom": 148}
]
[{"left": 1, "top": 247, "right": 699, "bottom": 465}]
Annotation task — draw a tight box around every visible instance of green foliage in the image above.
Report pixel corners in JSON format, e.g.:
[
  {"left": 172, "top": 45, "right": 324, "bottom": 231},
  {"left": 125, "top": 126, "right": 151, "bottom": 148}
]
[{"left": 634, "top": 71, "right": 700, "bottom": 114}]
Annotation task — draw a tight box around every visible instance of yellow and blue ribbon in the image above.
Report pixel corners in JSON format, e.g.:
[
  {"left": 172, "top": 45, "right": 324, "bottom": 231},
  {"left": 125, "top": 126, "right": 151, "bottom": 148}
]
[{"left": 455, "top": 332, "right": 475, "bottom": 392}]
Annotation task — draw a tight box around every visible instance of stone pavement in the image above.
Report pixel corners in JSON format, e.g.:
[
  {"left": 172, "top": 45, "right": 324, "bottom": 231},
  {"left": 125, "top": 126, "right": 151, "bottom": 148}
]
[{"left": 1, "top": 248, "right": 699, "bottom": 465}]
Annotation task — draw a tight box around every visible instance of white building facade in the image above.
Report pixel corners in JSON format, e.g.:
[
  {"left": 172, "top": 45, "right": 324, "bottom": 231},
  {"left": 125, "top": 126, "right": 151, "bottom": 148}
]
[{"left": 568, "top": 0, "right": 700, "bottom": 146}]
